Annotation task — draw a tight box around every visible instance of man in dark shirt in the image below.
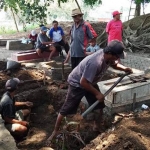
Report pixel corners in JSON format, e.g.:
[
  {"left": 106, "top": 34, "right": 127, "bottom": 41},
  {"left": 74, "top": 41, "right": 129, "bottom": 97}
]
[
  {"left": 0, "top": 78, "right": 33, "bottom": 138},
  {"left": 46, "top": 40, "right": 133, "bottom": 143}
]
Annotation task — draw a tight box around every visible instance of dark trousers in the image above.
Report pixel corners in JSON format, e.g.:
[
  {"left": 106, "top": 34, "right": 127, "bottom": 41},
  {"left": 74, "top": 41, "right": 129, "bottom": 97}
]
[
  {"left": 60, "top": 84, "right": 105, "bottom": 116},
  {"left": 55, "top": 39, "right": 70, "bottom": 54},
  {"left": 71, "top": 57, "right": 85, "bottom": 70}
]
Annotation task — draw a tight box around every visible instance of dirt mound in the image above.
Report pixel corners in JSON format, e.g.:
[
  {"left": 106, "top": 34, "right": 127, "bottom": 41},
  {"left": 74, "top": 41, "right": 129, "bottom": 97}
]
[{"left": 82, "top": 110, "right": 150, "bottom": 150}]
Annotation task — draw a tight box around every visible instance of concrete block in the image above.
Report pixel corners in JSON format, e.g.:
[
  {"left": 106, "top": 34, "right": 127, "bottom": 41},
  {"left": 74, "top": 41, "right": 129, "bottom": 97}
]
[
  {"left": 0, "top": 40, "right": 7, "bottom": 46},
  {"left": 6, "top": 40, "right": 32, "bottom": 50},
  {"left": 11, "top": 50, "right": 59, "bottom": 62},
  {"left": 38, "top": 61, "right": 72, "bottom": 80},
  {"left": 98, "top": 72, "right": 150, "bottom": 114},
  {"left": 0, "top": 116, "right": 18, "bottom": 150}
]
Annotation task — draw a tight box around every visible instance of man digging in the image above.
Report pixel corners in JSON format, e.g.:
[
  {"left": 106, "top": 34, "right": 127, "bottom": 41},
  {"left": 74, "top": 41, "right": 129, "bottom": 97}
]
[{"left": 46, "top": 40, "right": 133, "bottom": 144}]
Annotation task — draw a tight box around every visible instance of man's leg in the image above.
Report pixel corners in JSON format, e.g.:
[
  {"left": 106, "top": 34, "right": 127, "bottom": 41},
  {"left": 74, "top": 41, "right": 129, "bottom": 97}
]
[
  {"left": 71, "top": 57, "right": 85, "bottom": 70},
  {"left": 36, "top": 48, "right": 42, "bottom": 57},
  {"left": 58, "top": 40, "right": 69, "bottom": 54},
  {"left": 48, "top": 46, "right": 57, "bottom": 61},
  {"left": 5, "top": 123, "right": 28, "bottom": 136},
  {"left": 46, "top": 85, "right": 85, "bottom": 144},
  {"left": 85, "top": 84, "right": 105, "bottom": 131}
]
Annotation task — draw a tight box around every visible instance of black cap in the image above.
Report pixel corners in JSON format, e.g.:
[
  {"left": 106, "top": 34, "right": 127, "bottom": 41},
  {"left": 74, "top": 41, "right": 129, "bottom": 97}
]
[
  {"left": 5, "top": 78, "right": 20, "bottom": 91},
  {"left": 104, "top": 40, "right": 125, "bottom": 59}
]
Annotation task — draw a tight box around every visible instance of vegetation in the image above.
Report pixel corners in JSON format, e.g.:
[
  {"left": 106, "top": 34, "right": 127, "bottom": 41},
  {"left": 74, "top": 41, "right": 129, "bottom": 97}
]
[{"left": 133, "top": 0, "right": 150, "bottom": 16}]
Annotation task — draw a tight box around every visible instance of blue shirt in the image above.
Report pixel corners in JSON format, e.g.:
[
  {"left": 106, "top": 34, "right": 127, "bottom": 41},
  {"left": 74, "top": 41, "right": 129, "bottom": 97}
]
[
  {"left": 86, "top": 44, "right": 100, "bottom": 52},
  {"left": 49, "top": 26, "right": 64, "bottom": 42}
]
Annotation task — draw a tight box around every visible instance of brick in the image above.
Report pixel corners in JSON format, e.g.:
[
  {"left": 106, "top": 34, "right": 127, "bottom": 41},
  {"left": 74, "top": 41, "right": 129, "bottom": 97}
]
[{"left": 11, "top": 50, "right": 59, "bottom": 62}]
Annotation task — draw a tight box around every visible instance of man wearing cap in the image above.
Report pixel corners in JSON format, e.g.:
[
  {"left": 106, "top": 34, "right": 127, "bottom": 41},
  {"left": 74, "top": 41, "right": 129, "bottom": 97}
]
[
  {"left": 46, "top": 40, "right": 132, "bottom": 143},
  {"left": 106, "top": 11, "right": 123, "bottom": 43},
  {"left": 64, "top": 8, "right": 97, "bottom": 69},
  {"left": 36, "top": 26, "right": 61, "bottom": 61},
  {"left": 0, "top": 78, "right": 33, "bottom": 139}
]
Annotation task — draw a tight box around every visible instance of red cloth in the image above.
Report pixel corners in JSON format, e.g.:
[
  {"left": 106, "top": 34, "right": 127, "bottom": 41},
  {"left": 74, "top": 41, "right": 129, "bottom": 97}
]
[
  {"left": 106, "top": 19, "right": 123, "bottom": 43},
  {"left": 29, "top": 34, "right": 37, "bottom": 41}
]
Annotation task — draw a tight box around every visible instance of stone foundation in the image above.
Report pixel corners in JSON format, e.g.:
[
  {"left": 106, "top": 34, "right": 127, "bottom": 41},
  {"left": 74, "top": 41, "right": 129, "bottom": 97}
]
[
  {"left": 6, "top": 40, "right": 32, "bottom": 50},
  {"left": 38, "top": 61, "right": 72, "bottom": 80}
]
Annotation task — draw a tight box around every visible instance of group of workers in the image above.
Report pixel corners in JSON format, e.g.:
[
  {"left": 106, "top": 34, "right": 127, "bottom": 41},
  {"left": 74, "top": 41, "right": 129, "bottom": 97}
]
[{"left": 0, "top": 8, "right": 132, "bottom": 146}]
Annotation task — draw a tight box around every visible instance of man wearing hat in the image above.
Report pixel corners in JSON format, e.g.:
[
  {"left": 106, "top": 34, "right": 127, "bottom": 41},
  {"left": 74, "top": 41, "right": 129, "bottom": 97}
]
[
  {"left": 46, "top": 40, "right": 132, "bottom": 143},
  {"left": 0, "top": 78, "right": 33, "bottom": 140},
  {"left": 36, "top": 26, "right": 61, "bottom": 61},
  {"left": 64, "top": 8, "right": 97, "bottom": 69},
  {"left": 106, "top": 11, "right": 123, "bottom": 43}
]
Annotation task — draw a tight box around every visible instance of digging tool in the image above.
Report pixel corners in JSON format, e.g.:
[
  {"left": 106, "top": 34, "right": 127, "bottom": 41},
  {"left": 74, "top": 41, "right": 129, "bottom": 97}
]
[{"left": 82, "top": 72, "right": 131, "bottom": 118}]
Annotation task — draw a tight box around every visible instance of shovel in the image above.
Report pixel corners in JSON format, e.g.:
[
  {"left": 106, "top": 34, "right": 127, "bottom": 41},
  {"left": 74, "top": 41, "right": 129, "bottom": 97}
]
[{"left": 82, "top": 72, "right": 131, "bottom": 118}]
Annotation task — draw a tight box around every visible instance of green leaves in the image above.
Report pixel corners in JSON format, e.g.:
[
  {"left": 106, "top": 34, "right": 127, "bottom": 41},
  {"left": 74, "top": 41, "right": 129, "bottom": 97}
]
[
  {"left": 83, "top": 0, "right": 102, "bottom": 6},
  {"left": 133, "top": 0, "right": 150, "bottom": 4}
]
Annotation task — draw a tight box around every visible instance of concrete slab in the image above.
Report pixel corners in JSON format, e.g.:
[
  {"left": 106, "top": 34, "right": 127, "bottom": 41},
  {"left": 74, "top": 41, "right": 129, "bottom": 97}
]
[
  {"left": 97, "top": 71, "right": 150, "bottom": 114},
  {"left": 0, "top": 39, "right": 19, "bottom": 46},
  {"left": 0, "top": 116, "right": 18, "bottom": 150},
  {"left": 38, "top": 61, "right": 72, "bottom": 80},
  {"left": 6, "top": 40, "right": 32, "bottom": 50}
]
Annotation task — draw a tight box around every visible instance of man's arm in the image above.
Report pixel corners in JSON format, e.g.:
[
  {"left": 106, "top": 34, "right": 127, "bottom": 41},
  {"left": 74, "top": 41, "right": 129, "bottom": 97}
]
[
  {"left": 15, "top": 101, "right": 33, "bottom": 107},
  {"left": 106, "top": 22, "right": 110, "bottom": 35},
  {"left": 4, "top": 116, "right": 29, "bottom": 126},
  {"left": 39, "top": 34, "right": 53, "bottom": 45},
  {"left": 85, "top": 22, "right": 97, "bottom": 43},
  {"left": 111, "top": 63, "right": 132, "bottom": 73},
  {"left": 64, "top": 50, "right": 70, "bottom": 63}
]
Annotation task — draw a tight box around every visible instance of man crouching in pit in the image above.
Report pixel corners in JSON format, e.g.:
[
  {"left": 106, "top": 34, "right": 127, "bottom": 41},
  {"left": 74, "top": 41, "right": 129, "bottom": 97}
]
[
  {"left": 46, "top": 40, "right": 133, "bottom": 144},
  {"left": 0, "top": 78, "right": 33, "bottom": 141}
]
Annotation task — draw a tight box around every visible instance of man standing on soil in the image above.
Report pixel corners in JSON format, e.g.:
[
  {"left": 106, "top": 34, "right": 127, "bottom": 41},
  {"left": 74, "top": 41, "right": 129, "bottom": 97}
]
[
  {"left": 49, "top": 20, "right": 70, "bottom": 54},
  {"left": 46, "top": 40, "right": 133, "bottom": 143},
  {"left": 64, "top": 8, "right": 97, "bottom": 69},
  {"left": 36, "top": 26, "right": 61, "bottom": 61},
  {"left": 0, "top": 78, "right": 33, "bottom": 140},
  {"left": 106, "top": 11, "right": 123, "bottom": 43}
]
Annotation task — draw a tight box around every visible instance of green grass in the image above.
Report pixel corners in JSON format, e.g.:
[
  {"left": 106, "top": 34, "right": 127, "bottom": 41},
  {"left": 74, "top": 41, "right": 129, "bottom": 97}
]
[{"left": 0, "top": 24, "right": 39, "bottom": 35}]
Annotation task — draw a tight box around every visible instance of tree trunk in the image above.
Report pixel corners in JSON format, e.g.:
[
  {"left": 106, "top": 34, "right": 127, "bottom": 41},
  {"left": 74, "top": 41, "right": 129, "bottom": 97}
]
[
  {"left": 11, "top": 8, "right": 19, "bottom": 32},
  {"left": 75, "top": 0, "right": 81, "bottom": 11},
  {"left": 134, "top": 3, "right": 141, "bottom": 17}
]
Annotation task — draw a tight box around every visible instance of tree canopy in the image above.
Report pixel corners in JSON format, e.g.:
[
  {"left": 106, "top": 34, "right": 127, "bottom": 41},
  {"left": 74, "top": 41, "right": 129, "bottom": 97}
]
[
  {"left": 134, "top": 0, "right": 150, "bottom": 4},
  {"left": 0, "top": 0, "right": 102, "bottom": 25}
]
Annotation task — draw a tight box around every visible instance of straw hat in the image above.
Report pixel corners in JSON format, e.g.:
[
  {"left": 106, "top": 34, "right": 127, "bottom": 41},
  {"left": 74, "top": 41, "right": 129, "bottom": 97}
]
[{"left": 71, "top": 8, "right": 84, "bottom": 17}]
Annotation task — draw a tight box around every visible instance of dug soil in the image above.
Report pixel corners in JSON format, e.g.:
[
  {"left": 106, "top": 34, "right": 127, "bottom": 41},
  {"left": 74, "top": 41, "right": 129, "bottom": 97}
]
[{"left": 0, "top": 65, "right": 150, "bottom": 150}]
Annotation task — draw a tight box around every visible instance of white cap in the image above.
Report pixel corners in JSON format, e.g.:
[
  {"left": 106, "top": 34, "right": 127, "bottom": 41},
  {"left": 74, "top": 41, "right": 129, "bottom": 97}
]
[{"left": 31, "top": 30, "right": 36, "bottom": 36}]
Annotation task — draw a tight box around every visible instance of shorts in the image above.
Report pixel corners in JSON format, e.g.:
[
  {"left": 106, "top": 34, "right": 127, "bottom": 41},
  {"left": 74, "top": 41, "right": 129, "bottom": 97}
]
[
  {"left": 36, "top": 46, "right": 50, "bottom": 53},
  {"left": 5, "top": 110, "right": 24, "bottom": 132},
  {"left": 60, "top": 84, "right": 105, "bottom": 116}
]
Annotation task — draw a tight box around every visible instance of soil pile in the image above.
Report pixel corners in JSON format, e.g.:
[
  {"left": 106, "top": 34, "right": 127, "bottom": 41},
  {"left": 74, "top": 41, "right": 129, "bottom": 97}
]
[{"left": 82, "top": 110, "right": 150, "bottom": 150}]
